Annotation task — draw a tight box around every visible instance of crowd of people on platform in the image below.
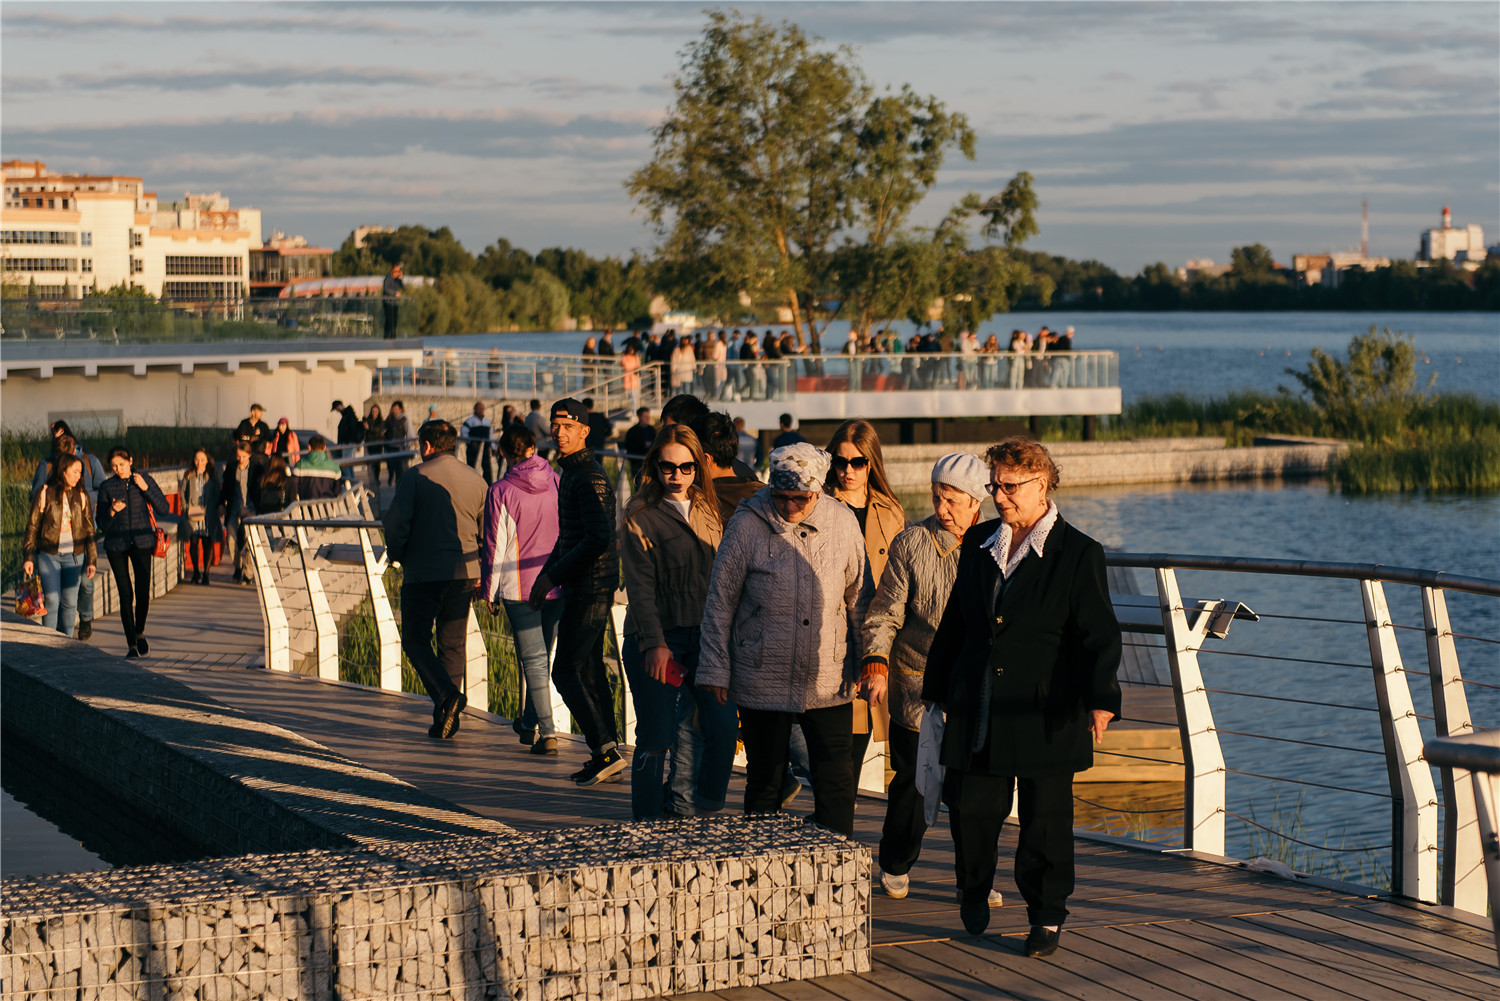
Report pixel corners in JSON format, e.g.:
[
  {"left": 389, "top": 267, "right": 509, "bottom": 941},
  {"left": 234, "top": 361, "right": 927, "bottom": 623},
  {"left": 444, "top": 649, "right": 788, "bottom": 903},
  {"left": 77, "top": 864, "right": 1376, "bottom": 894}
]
[{"left": 373, "top": 386, "right": 1121, "bottom": 958}]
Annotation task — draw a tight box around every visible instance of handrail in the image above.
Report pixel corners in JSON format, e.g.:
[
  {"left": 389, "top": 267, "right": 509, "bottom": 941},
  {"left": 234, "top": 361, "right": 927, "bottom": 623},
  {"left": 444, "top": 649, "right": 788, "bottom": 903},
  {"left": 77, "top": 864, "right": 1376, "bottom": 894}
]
[
  {"left": 1425, "top": 732, "right": 1500, "bottom": 774},
  {"left": 1422, "top": 731, "right": 1500, "bottom": 961},
  {"left": 1108, "top": 552, "right": 1500, "bottom": 597}
]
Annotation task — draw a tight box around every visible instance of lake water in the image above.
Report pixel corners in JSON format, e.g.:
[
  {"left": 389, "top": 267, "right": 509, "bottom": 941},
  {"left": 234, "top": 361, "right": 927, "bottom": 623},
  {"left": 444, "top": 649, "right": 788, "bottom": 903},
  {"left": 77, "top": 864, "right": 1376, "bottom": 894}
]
[{"left": 427, "top": 310, "right": 1500, "bottom": 403}]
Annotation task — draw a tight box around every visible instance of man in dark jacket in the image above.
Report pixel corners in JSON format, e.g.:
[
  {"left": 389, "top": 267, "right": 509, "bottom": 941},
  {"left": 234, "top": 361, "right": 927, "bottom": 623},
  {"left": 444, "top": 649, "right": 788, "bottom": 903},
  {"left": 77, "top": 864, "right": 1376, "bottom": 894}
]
[
  {"left": 529, "top": 398, "right": 625, "bottom": 786},
  {"left": 622, "top": 407, "right": 656, "bottom": 482},
  {"left": 333, "top": 400, "right": 363, "bottom": 452},
  {"left": 581, "top": 397, "right": 612, "bottom": 451},
  {"left": 382, "top": 419, "right": 488, "bottom": 740},
  {"left": 221, "top": 442, "right": 260, "bottom": 585},
  {"left": 292, "top": 435, "right": 344, "bottom": 500},
  {"left": 234, "top": 404, "right": 272, "bottom": 449}
]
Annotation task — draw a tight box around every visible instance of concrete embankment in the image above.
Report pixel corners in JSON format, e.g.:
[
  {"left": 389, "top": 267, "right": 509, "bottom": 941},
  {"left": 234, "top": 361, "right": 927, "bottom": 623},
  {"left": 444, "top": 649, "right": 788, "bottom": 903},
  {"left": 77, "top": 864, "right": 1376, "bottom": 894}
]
[{"left": 881, "top": 436, "right": 1348, "bottom": 490}]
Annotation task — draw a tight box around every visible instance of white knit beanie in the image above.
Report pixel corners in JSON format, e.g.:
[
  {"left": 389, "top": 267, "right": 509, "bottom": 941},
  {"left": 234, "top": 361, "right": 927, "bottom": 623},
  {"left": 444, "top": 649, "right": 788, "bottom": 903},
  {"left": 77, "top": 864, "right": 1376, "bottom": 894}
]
[{"left": 931, "top": 452, "right": 988, "bottom": 502}]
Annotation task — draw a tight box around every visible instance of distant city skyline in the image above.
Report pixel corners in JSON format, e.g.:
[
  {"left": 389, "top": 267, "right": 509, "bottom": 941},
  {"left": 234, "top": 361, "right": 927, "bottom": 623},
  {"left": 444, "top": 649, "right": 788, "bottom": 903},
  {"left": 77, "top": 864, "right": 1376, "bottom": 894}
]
[{"left": 3, "top": 1, "right": 1495, "bottom": 273}]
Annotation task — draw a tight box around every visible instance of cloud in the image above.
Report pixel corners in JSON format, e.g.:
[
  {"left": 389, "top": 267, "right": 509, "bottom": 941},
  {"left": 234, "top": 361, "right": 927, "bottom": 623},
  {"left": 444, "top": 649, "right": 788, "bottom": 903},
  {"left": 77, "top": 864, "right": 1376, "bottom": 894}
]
[
  {"left": 527, "top": 76, "right": 633, "bottom": 100},
  {"left": 1359, "top": 63, "right": 1497, "bottom": 91},
  {"left": 1, "top": 5, "right": 440, "bottom": 39},
  {"left": 6, "top": 63, "right": 489, "bottom": 94}
]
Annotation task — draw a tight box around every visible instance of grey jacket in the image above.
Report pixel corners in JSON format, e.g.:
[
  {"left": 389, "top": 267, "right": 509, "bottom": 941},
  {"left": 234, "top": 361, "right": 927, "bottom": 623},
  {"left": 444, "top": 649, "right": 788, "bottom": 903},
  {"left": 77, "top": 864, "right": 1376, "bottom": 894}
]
[
  {"left": 698, "top": 488, "right": 871, "bottom": 713},
  {"left": 382, "top": 451, "right": 488, "bottom": 583},
  {"left": 861, "top": 514, "right": 964, "bottom": 731}
]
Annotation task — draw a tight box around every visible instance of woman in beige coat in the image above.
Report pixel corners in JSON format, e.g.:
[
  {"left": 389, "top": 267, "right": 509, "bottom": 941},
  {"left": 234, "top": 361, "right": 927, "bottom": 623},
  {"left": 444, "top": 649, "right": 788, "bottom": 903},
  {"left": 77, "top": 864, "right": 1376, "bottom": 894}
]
[
  {"left": 824, "top": 419, "right": 907, "bottom": 775},
  {"left": 620, "top": 425, "right": 728, "bottom": 819},
  {"left": 698, "top": 443, "right": 876, "bottom": 837}
]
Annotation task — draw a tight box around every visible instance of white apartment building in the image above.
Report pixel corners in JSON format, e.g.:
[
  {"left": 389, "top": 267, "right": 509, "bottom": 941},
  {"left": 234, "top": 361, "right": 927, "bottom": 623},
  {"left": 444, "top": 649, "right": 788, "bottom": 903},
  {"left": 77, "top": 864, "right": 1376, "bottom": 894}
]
[
  {"left": 1, "top": 160, "right": 261, "bottom": 300},
  {"left": 1417, "top": 206, "right": 1486, "bottom": 269}
]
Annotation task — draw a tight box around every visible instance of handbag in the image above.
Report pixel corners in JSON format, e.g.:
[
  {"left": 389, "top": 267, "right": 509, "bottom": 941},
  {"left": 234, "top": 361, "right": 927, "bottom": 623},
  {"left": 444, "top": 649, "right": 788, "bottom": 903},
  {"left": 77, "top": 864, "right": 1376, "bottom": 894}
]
[
  {"left": 147, "top": 503, "right": 169, "bottom": 559},
  {"left": 14, "top": 574, "right": 46, "bottom": 618},
  {"left": 916, "top": 703, "right": 947, "bottom": 826}
]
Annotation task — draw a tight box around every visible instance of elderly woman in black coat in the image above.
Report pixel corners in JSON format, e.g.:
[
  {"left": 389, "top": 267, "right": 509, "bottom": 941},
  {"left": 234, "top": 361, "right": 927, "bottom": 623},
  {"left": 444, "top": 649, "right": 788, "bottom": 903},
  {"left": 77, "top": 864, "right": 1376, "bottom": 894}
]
[{"left": 922, "top": 436, "right": 1121, "bottom": 957}]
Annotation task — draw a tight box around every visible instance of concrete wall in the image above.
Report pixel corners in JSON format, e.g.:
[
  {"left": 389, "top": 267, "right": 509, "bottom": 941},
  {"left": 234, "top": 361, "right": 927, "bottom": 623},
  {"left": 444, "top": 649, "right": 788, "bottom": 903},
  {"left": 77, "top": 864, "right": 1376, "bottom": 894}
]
[{"left": 1, "top": 365, "right": 372, "bottom": 435}]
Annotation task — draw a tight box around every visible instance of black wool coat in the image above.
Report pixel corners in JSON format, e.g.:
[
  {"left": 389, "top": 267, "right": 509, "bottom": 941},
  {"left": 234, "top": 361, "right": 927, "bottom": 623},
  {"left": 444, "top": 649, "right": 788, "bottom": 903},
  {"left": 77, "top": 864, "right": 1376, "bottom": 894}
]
[{"left": 922, "top": 515, "right": 1122, "bottom": 777}]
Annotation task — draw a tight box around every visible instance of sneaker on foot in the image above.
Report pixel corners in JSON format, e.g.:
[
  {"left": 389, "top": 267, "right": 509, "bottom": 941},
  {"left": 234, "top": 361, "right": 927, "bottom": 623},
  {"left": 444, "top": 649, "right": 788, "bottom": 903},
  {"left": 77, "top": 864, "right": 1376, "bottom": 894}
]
[
  {"left": 779, "top": 771, "right": 802, "bottom": 808},
  {"left": 880, "top": 871, "right": 909, "bottom": 899},
  {"left": 1024, "top": 925, "right": 1060, "bottom": 958},
  {"left": 77, "top": 619, "right": 93, "bottom": 641},
  {"left": 531, "top": 736, "right": 558, "bottom": 756},
  {"left": 135, "top": 637, "right": 150, "bottom": 656},
  {"left": 575, "top": 748, "right": 627, "bottom": 786},
  {"left": 954, "top": 888, "right": 1004, "bottom": 907},
  {"left": 511, "top": 718, "right": 537, "bottom": 746}
]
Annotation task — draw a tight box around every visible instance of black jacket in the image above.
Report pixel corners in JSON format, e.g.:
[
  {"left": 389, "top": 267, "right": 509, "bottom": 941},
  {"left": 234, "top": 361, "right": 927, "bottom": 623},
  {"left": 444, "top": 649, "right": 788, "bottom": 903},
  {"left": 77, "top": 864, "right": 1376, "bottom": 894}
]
[
  {"left": 922, "top": 515, "right": 1121, "bottom": 776},
  {"left": 543, "top": 448, "right": 618, "bottom": 596},
  {"left": 221, "top": 460, "right": 261, "bottom": 520},
  {"left": 96, "top": 473, "right": 170, "bottom": 554},
  {"left": 337, "top": 406, "right": 364, "bottom": 446}
]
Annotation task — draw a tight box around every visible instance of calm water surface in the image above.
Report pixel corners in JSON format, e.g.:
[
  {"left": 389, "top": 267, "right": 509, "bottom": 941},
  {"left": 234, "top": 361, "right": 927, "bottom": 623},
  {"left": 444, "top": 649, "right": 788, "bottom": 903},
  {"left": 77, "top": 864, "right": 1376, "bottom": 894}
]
[{"left": 429, "top": 310, "right": 1500, "bottom": 403}]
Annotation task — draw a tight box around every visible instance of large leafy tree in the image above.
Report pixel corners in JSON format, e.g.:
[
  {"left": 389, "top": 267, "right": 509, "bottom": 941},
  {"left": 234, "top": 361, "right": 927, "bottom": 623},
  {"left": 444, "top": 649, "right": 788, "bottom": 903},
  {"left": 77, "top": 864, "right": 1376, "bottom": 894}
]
[{"left": 628, "top": 10, "right": 868, "bottom": 347}]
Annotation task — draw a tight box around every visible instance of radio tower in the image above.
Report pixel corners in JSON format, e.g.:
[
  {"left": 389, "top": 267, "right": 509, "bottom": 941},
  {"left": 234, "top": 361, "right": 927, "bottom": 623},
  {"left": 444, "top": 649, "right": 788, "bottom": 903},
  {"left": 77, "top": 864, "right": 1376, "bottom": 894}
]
[{"left": 1361, "top": 200, "right": 1369, "bottom": 258}]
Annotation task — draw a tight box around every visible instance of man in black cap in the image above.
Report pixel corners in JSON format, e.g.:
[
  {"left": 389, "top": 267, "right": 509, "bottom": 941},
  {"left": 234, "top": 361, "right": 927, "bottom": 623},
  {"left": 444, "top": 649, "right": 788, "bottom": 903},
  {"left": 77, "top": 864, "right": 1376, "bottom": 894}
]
[{"left": 529, "top": 398, "right": 626, "bottom": 786}]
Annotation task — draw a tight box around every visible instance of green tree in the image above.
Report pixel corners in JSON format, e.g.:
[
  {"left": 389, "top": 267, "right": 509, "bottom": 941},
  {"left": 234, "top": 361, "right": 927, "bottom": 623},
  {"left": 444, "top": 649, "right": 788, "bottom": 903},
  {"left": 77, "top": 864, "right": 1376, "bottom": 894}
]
[
  {"left": 1230, "top": 243, "right": 1276, "bottom": 277},
  {"left": 628, "top": 10, "right": 868, "bottom": 347},
  {"left": 341, "top": 225, "right": 475, "bottom": 278},
  {"left": 1286, "top": 326, "right": 1432, "bottom": 440}
]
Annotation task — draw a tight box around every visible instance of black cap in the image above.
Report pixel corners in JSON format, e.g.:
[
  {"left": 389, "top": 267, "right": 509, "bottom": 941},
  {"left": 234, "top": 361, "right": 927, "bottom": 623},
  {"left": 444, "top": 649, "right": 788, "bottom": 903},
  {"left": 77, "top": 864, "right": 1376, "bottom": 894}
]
[{"left": 550, "top": 398, "right": 589, "bottom": 425}]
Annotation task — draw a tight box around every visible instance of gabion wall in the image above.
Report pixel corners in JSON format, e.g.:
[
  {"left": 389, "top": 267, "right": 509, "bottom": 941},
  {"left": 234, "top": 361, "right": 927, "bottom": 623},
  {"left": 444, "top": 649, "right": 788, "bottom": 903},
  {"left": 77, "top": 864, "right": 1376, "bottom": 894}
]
[{"left": 1, "top": 816, "right": 871, "bottom": 1001}]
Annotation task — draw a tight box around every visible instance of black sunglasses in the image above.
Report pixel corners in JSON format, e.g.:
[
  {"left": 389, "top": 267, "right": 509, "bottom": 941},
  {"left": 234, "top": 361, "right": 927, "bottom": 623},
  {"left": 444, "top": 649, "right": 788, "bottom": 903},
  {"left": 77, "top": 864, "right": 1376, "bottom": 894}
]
[
  {"left": 657, "top": 460, "right": 697, "bottom": 477},
  {"left": 829, "top": 455, "right": 870, "bottom": 472},
  {"left": 987, "top": 476, "right": 1040, "bottom": 496}
]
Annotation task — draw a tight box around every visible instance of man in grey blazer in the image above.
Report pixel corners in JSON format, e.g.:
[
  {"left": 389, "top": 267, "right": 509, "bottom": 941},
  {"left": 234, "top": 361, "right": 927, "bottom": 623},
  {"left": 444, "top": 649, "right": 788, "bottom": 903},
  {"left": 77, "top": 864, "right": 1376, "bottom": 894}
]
[{"left": 382, "top": 419, "right": 488, "bottom": 739}]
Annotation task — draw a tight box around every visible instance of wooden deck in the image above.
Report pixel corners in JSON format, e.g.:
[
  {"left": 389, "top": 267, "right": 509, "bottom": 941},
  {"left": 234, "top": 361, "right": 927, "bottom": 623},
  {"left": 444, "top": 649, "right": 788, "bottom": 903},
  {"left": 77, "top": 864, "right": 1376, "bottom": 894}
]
[{"left": 79, "top": 570, "right": 1498, "bottom": 1000}]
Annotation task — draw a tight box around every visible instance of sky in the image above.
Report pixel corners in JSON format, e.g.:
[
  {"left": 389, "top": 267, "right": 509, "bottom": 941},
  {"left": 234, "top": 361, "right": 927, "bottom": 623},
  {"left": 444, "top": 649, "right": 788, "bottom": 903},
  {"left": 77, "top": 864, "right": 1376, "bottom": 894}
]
[{"left": 4, "top": 1, "right": 1497, "bottom": 274}]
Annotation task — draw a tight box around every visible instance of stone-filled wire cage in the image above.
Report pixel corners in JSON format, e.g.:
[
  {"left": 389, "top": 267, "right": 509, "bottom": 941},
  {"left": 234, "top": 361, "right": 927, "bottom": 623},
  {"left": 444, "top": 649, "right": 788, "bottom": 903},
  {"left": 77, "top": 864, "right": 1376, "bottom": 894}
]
[{"left": 1, "top": 816, "right": 872, "bottom": 1000}]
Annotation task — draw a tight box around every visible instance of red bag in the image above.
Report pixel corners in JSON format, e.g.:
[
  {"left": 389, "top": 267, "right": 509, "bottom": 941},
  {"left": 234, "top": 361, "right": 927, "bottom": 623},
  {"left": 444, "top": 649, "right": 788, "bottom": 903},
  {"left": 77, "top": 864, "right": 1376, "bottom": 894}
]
[
  {"left": 148, "top": 504, "right": 169, "bottom": 559},
  {"left": 14, "top": 575, "right": 45, "bottom": 618}
]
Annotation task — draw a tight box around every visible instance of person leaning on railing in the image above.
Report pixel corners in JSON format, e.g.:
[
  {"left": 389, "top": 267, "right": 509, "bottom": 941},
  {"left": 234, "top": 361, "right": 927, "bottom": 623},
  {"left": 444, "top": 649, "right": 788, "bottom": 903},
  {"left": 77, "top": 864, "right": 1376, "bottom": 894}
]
[
  {"left": 922, "top": 437, "right": 1122, "bottom": 957},
  {"left": 481, "top": 424, "right": 563, "bottom": 757},
  {"left": 619, "top": 424, "right": 734, "bottom": 821},
  {"left": 381, "top": 419, "right": 488, "bottom": 741}
]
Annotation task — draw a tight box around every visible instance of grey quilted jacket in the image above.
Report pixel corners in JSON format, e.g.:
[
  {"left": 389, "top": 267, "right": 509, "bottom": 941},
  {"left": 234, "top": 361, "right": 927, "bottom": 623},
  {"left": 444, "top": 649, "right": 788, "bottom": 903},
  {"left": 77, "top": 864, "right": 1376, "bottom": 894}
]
[
  {"left": 698, "top": 488, "right": 871, "bottom": 712},
  {"left": 860, "top": 514, "right": 964, "bottom": 731}
]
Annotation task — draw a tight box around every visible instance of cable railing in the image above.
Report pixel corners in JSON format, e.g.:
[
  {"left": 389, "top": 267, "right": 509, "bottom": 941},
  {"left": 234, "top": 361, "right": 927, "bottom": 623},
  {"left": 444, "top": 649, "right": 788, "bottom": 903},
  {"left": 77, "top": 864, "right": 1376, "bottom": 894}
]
[{"left": 1422, "top": 731, "right": 1500, "bottom": 960}]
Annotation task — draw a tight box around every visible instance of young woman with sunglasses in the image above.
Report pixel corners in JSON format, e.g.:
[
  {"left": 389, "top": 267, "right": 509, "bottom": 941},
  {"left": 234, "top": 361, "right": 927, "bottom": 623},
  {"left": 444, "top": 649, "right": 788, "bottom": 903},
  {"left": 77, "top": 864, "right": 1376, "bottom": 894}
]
[
  {"left": 619, "top": 424, "right": 734, "bottom": 819},
  {"left": 823, "top": 418, "right": 907, "bottom": 777}
]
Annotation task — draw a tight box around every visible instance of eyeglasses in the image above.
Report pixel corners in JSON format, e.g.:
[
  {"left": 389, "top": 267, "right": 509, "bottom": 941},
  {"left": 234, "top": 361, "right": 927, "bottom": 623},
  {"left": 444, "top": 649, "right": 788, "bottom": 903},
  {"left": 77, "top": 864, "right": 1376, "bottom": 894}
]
[
  {"left": 829, "top": 455, "right": 870, "bottom": 472},
  {"left": 987, "top": 476, "right": 1040, "bottom": 497},
  {"left": 657, "top": 460, "right": 697, "bottom": 477}
]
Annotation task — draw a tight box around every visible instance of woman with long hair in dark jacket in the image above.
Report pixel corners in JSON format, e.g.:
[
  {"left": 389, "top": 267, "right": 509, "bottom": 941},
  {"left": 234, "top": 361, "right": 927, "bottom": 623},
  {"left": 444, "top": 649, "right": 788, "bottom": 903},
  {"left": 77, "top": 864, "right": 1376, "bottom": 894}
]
[
  {"left": 22, "top": 453, "right": 98, "bottom": 636},
  {"left": 97, "top": 446, "right": 170, "bottom": 657}
]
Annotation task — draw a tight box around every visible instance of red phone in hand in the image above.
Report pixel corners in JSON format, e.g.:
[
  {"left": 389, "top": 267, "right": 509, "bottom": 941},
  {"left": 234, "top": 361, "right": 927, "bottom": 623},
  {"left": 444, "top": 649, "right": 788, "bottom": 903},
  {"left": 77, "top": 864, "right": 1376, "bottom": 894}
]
[{"left": 663, "top": 658, "right": 686, "bottom": 688}]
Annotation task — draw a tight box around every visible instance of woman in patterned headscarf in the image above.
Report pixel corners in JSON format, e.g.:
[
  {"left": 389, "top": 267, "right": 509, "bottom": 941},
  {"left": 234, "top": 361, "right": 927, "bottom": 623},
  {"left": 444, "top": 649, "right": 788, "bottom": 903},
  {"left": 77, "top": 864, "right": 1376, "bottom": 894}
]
[{"left": 697, "top": 443, "right": 877, "bottom": 837}]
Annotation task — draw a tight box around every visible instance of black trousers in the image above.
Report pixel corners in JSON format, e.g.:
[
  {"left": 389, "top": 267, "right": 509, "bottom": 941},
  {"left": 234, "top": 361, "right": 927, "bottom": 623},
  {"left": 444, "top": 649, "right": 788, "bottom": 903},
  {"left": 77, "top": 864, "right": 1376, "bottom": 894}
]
[
  {"left": 945, "top": 768, "right": 1074, "bottom": 926},
  {"left": 879, "top": 724, "right": 927, "bottom": 876},
  {"left": 383, "top": 302, "right": 399, "bottom": 339},
  {"left": 740, "top": 702, "right": 855, "bottom": 837},
  {"left": 465, "top": 442, "right": 493, "bottom": 484},
  {"left": 106, "top": 546, "right": 153, "bottom": 649},
  {"left": 551, "top": 590, "right": 620, "bottom": 754},
  {"left": 400, "top": 579, "right": 472, "bottom": 706}
]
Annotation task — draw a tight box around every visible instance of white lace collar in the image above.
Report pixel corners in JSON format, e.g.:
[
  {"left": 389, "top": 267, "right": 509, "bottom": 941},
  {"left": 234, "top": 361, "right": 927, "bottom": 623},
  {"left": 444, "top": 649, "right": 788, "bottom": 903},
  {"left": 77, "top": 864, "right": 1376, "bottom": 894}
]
[{"left": 984, "top": 501, "right": 1060, "bottom": 579}]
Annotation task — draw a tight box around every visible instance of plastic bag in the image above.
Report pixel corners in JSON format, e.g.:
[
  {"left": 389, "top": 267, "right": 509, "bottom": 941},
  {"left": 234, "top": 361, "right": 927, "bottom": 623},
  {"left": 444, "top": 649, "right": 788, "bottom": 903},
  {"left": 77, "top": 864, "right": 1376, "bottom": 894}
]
[
  {"left": 14, "top": 574, "right": 46, "bottom": 619},
  {"left": 916, "top": 702, "right": 946, "bottom": 825}
]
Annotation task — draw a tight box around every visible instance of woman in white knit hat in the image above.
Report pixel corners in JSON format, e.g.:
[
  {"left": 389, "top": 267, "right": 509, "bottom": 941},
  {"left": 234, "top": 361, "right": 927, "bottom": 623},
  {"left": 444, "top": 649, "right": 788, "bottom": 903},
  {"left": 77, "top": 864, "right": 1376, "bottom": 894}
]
[
  {"left": 860, "top": 453, "right": 994, "bottom": 903},
  {"left": 697, "top": 442, "right": 875, "bottom": 837}
]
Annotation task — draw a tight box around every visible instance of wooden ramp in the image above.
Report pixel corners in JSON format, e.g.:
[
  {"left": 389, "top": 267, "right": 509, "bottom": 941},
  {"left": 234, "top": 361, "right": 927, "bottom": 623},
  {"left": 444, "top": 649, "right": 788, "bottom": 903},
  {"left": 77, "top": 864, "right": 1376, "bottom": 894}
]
[{"left": 143, "top": 664, "right": 1498, "bottom": 1001}]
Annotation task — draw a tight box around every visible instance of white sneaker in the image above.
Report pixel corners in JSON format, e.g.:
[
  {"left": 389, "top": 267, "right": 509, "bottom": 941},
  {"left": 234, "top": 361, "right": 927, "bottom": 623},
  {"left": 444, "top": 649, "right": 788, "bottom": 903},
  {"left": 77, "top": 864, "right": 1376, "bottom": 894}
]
[
  {"left": 956, "top": 888, "right": 1004, "bottom": 907},
  {"left": 880, "top": 871, "right": 909, "bottom": 899}
]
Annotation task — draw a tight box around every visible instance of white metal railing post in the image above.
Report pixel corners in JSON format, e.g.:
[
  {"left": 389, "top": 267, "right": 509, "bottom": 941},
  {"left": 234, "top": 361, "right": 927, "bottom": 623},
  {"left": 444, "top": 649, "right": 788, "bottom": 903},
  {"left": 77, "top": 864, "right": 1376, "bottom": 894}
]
[
  {"left": 1422, "top": 586, "right": 1485, "bottom": 914},
  {"left": 1362, "top": 579, "right": 1440, "bottom": 902},
  {"left": 464, "top": 605, "right": 488, "bottom": 712},
  {"left": 359, "top": 527, "right": 402, "bottom": 691},
  {"left": 1156, "top": 567, "right": 1227, "bottom": 855},
  {"left": 295, "top": 525, "right": 339, "bottom": 681},
  {"left": 611, "top": 601, "right": 636, "bottom": 743},
  {"left": 247, "top": 524, "right": 290, "bottom": 673}
]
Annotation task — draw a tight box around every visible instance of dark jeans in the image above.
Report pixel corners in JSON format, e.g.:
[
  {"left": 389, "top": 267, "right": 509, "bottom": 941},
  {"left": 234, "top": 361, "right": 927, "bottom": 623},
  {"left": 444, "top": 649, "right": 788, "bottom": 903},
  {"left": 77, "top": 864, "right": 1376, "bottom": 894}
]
[
  {"left": 105, "top": 546, "right": 153, "bottom": 650},
  {"left": 552, "top": 590, "right": 620, "bottom": 755},
  {"left": 622, "top": 628, "right": 738, "bottom": 819},
  {"left": 383, "top": 302, "right": 399, "bottom": 339},
  {"left": 740, "top": 702, "right": 855, "bottom": 837},
  {"left": 945, "top": 769, "right": 1075, "bottom": 926},
  {"left": 879, "top": 724, "right": 927, "bottom": 876},
  {"left": 400, "top": 579, "right": 473, "bottom": 707},
  {"left": 465, "top": 442, "right": 493, "bottom": 484},
  {"left": 385, "top": 455, "right": 408, "bottom": 486}
]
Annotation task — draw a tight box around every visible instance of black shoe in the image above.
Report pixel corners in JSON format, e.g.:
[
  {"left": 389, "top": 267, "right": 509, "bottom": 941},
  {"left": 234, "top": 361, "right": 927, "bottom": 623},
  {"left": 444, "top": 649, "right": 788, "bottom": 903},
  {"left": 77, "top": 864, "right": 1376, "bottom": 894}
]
[
  {"left": 77, "top": 619, "right": 92, "bottom": 641},
  {"left": 1024, "top": 925, "right": 1060, "bottom": 958},
  {"left": 434, "top": 692, "right": 467, "bottom": 739},
  {"left": 125, "top": 646, "right": 140, "bottom": 659},
  {"left": 135, "top": 637, "right": 149, "bottom": 656},
  {"left": 574, "top": 748, "right": 627, "bottom": 786},
  {"left": 512, "top": 718, "right": 537, "bottom": 746},
  {"left": 780, "top": 770, "right": 802, "bottom": 808},
  {"left": 531, "top": 736, "right": 558, "bottom": 756},
  {"left": 960, "top": 900, "right": 991, "bottom": 936}
]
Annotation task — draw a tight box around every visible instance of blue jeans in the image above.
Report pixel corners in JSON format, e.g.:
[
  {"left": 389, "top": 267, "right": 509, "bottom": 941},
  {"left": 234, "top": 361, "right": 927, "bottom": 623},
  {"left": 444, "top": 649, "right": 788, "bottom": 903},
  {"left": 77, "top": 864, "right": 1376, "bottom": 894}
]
[
  {"left": 622, "top": 628, "right": 739, "bottom": 820},
  {"left": 37, "top": 550, "right": 85, "bottom": 636},
  {"left": 501, "top": 597, "right": 561, "bottom": 737}
]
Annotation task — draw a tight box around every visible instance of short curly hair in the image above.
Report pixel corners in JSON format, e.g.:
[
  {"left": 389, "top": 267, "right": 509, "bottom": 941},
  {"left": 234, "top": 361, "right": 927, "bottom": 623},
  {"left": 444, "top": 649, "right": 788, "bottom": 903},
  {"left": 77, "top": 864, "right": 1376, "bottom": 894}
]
[{"left": 984, "top": 436, "right": 1061, "bottom": 493}]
